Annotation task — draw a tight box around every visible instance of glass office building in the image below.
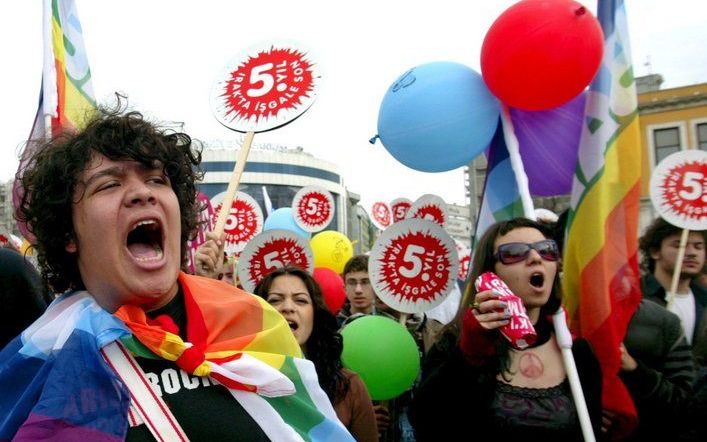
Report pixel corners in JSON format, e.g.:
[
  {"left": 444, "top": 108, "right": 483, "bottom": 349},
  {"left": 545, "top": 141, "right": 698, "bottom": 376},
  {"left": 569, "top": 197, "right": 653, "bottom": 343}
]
[{"left": 198, "top": 144, "right": 348, "bottom": 234}]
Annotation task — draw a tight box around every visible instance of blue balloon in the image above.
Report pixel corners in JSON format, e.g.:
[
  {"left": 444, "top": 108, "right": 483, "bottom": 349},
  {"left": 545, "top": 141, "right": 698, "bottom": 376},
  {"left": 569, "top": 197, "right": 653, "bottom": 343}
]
[
  {"left": 377, "top": 62, "right": 501, "bottom": 172},
  {"left": 263, "top": 207, "right": 310, "bottom": 239}
]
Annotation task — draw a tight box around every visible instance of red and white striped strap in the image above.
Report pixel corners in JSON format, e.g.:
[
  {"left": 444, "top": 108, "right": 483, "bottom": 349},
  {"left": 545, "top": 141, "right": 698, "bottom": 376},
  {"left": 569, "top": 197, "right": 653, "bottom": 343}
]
[{"left": 101, "top": 341, "right": 190, "bottom": 442}]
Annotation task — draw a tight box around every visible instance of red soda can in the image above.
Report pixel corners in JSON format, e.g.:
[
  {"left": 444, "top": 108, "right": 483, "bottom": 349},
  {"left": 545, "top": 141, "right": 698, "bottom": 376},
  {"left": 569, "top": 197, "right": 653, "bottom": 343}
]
[{"left": 474, "top": 271, "right": 537, "bottom": 349}]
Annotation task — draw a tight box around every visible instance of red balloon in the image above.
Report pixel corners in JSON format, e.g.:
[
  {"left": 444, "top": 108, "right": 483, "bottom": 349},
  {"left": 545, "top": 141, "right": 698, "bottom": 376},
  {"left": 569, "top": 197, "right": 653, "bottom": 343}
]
[
  {"left": 481, "top": 0, "right": 603, "bottom": 110},
  {"left": 313, "top": 267, "right": 346, "bottom": 315}
]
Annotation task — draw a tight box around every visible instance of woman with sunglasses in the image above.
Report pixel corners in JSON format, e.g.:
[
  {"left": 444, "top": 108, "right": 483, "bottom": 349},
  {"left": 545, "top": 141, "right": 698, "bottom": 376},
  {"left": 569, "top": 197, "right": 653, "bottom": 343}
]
[
  {"left": 409, "top": 218, "right": 603, "bottom": 441},
  {"left": 254, "top": 266, "right": 379, "bottom": 442}
]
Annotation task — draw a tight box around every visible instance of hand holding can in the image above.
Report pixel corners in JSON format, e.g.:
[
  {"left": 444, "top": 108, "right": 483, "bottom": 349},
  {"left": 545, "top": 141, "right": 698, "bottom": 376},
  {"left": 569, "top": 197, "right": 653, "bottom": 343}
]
[{"left": 475, "top": 271, "right": 537, "bottom": 349}]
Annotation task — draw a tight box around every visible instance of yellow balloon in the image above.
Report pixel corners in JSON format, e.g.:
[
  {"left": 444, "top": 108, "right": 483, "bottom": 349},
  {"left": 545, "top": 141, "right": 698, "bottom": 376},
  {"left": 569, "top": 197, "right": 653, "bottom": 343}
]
[{"left": 310, "top": 230, "right": 353, "bottom": 274}]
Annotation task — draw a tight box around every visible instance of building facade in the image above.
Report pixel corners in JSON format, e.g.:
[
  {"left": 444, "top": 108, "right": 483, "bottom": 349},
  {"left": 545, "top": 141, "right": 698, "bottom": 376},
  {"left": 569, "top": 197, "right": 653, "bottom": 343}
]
[
  {"left": 198, "top": 143, "right": 354, "bottom": 237},
  {"left": 0, "top": 180, "right": 18, "bottom": 237},
  {"left": 637, "top": 77, "right": 707, "bottom": 229}
]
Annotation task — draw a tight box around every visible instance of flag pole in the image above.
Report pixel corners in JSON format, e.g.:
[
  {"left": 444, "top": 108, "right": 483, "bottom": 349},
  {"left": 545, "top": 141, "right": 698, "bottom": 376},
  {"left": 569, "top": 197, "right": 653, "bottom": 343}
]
[
  {"left": 42, "top": 0, "right": 56, "bottom": 141},
  {"left": 500, "top": 106, "right": 534, "bottom": 219},
  {"left": 502, "top": 106, "right": 595, "bottom": 441},
  {"left": 554, "top": 308, "right": 596, "bottom": 442},
  {"left": 667, "top": 228, "right": 690, "bottom": 309}
]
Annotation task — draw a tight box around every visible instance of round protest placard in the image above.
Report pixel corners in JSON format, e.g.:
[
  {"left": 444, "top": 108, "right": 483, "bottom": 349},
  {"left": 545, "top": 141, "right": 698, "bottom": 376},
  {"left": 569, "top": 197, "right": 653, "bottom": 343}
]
[
  {"left": 370, "top": 201, "right": 392, "bottom": 230},
  {"left": 211, "top": 191, "right": 264, "bottom": 257},
  {"left": 292, "top": 186, "right": 335, "bottom": 232},
  {"left": 210, "top": 42, "right": 321, "bottom": 133},
  {"left": 237, "top": 229, "right": 314, "bottom": 293},
  {"left": 649, "top": 150, "right": 706, "bottom": 231},
  {"left": 390, "top": 198, "right": 412, "bottom": 223},
  {"left": 369, "top": 219, "right": 459, "bottom": 314},
  {"left": 406, "top": 194, "right": 448, "bottom": 227}
]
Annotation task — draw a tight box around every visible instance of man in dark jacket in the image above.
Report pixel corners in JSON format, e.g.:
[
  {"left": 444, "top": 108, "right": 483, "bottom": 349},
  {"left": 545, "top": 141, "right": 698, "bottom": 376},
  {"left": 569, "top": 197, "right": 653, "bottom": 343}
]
[{"left": 638, "top": 217, "right": 707, "bottom": 367}]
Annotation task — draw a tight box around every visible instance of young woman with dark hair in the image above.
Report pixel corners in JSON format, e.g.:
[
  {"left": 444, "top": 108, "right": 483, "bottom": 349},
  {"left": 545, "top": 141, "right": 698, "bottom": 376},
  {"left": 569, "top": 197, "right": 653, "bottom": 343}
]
[
  {"left": 255, "top": 266, "right": 378, "bottom": 442},
  {"left": 409, "top": 217, "right": 604, "bottom": 441}
]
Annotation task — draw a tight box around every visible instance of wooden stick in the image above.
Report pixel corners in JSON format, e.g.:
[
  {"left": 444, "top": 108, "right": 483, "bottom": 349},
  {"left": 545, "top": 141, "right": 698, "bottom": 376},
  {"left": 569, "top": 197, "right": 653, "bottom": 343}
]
[
  {"left": 667, "top": 228, "right": 690, "bottom": 310},
  {"left": 213, "top": 131, "right": 255, "bottom": 237},
  {"left": 399, "top": 313, "right": 408, "bottom": 326}
]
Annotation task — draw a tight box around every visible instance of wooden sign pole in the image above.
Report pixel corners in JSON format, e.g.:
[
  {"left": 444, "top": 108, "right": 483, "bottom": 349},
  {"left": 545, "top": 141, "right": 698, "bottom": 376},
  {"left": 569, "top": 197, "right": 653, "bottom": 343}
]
[
  {"left": 666, "top": 228, "right": 690, "bottom": 310},
  {"left": 213, "top": 131, "right": 255, "bottom": 237}
]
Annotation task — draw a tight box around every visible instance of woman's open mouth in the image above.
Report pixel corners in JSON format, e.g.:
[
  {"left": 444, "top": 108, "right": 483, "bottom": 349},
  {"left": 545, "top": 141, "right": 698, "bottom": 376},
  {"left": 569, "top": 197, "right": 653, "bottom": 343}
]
[{"left": 529, "top": 272, "right": 545, "bottom": 288}]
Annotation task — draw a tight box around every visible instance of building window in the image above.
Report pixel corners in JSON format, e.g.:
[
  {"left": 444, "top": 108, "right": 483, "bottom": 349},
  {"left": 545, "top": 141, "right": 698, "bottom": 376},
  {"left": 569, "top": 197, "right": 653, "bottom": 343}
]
[
  {"left": 653, "top": 127, "right": 681, "bottom": 164},
  {"left": 698, "top": 123, "right": 707, "bottom": 151}
]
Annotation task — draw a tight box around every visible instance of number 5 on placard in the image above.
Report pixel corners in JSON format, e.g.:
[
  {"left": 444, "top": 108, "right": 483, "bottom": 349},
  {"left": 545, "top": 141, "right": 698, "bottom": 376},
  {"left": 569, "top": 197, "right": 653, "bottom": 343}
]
[
  {"left": 679, "top": 171, "right": 704, "bottom": 201},
  {"left": 305, "top": 199, "right": 318, "bottom": 215},
  {"left": 399, "top": 244, "right": 425, "bottom": 278},
  {"left": 264, "top": 251, "right": 284, "bottom": 270},
  {"left": 247, "top": 63, "right": 274, "bottom": 98}
]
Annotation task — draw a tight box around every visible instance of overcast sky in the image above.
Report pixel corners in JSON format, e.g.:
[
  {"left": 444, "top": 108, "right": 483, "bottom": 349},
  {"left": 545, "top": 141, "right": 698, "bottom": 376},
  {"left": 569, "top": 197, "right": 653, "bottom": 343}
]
[{"left": 2, "top": 0, "right": 706, "bottom": 211}]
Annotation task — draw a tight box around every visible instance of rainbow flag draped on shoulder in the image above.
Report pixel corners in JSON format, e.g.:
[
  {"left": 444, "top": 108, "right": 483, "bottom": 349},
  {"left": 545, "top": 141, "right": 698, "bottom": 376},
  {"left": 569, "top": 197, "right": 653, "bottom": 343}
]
[
  {"left": 562, "top": 0, "right": 642, "bottom": 436},
  {"left": 0, "top": 274, "right": 352, "bottom": 441}
]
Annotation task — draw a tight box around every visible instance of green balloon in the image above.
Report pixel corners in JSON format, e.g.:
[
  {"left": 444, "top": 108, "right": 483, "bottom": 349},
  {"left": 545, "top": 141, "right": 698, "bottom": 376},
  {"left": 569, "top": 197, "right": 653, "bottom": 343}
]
[{"left": 340, "top": 315, "right": 420, "bottom": 400}]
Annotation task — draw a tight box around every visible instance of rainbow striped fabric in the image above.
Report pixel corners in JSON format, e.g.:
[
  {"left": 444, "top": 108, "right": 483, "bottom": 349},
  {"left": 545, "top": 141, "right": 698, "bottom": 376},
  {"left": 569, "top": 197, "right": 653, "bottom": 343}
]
[
  {"left": 561, "top": 0, "right": 642, "bottom": 436},
  {"left": 14, "top": 0, "right": 97, "bottom": 239},
  {"left": 43, "top": 0, "right": 96, "bottom": 135},
  {"left": 473, "top": 119, "right": 525, "bottom": 245},
  {"left": 0, "top": 273, "right": 352, "bottom": 441}
]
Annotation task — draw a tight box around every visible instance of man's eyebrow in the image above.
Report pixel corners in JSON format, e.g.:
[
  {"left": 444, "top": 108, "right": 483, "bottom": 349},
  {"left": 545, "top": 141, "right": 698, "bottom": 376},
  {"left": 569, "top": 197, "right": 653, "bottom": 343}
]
[{"left": 83, "top": 166, "right": 125, "bottom": 187}]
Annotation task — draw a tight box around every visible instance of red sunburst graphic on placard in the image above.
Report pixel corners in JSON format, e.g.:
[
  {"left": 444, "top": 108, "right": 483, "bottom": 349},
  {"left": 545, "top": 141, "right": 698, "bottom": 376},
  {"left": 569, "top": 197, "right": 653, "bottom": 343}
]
[
  {"left": 458, "top": 254, "right": 471, "bottom": 281},
  {"left": 378, "top": 231, "right": 453, "bottom": 303},
  {"left": 372, "top": 202, "right": 391, "bottom": 227},
  {"left": 391, "top": 200, "right": 412, "bottom": 223},
  {"left": 659, "top": 160, "right": 706, "bottom": 222},
  {"left": 220, "top": 47, "right": 315, "bottom": 123},
  {"left": 296, "top": 191, "right": 332, "bottom": 228},
  {"left": 212, "top": 198, "right": 262, "bottom": 244},
  {"left": 247, "top": 237, "right": 310, "bottom": 286},
  {"left": 412, "top": 204, "right": 445, "bottom": 226}
]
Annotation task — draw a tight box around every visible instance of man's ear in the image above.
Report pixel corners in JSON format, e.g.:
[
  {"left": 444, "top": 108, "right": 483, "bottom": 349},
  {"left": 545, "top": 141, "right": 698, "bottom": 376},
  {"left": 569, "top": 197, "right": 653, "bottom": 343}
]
[
  {"left": 65, "top": 238, "right": 77, "bottom": 253},
  {"left": 649, "top": 247, "right": 661, "bottom": 261}
]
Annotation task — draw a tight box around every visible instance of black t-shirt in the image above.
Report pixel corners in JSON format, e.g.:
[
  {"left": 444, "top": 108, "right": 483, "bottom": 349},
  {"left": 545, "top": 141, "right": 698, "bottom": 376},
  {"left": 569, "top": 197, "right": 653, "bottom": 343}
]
[{"left": 126, "top": 288, "right": 270, "bottom": 441}]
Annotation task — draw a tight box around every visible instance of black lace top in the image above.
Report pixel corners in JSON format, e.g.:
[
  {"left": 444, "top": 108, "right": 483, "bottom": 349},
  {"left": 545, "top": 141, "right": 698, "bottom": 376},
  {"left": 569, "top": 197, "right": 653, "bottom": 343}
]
[{"left": 491, "top": 379, "right": 580, "bottom": 438}]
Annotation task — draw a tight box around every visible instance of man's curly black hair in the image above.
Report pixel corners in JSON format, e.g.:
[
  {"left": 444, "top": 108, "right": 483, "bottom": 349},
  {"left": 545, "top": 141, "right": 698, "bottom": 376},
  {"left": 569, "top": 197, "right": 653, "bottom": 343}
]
[
  {"left": 253, "top": 266, "right": 351, "bottom": 405},
  {"left": 16, "top": 106, "right": 203, "bottom": 293}
]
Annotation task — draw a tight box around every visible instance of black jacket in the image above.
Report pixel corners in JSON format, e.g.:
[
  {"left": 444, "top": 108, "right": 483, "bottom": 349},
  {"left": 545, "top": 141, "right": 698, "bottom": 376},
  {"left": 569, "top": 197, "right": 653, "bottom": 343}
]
[
  {"left": 621, "top": 298, "right": 695, "bottom": 441},
  {"left": 642, "top": 274, "right": 707, "bottom": 367}
]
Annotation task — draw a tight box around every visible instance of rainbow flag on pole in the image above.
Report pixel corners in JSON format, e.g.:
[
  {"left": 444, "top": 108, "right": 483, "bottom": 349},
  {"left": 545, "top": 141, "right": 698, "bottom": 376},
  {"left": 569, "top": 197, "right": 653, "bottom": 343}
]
[
  {"left": 14, "top": 0, "right": 96, "bottom": 237},
  {"left": 41, "top": 0, "right": 96, "bottom": 136},
  {"left": 562, "top": 0, "right": 642, "bottom": 436},
  {"left": 473, "top": 119, "right": 525, "bottom": 244}
]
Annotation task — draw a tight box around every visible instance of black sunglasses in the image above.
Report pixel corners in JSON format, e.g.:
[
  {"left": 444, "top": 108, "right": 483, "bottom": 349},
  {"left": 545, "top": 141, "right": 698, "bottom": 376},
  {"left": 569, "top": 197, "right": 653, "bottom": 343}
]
[{"left": 494, "top": 239, "right": 560, "bottom": 265}]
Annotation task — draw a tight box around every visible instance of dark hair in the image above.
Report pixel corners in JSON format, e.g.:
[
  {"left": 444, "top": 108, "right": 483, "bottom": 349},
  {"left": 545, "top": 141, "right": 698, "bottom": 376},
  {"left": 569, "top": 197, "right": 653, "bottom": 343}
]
[
  {"left": 449, "top": 218, "right": 562, "bottom": 374},
  {"left": 16, "top": 105, "right": 203, "bottom": 293},
  {"left": 343, "top": 254, "right": 368, "bottom": 278},
  {"left": 639, "top": 217, "right": 707, "bottom": 274},
  {"left": 253, "top": 266, "right": 350, "bottom": 404}
]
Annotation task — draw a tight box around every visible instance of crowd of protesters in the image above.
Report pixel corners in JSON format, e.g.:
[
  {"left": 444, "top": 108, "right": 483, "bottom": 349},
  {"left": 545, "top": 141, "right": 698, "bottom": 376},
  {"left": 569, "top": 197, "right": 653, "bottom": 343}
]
[{"left": 0, "top": 105, "right": 705, "bottom": 441}]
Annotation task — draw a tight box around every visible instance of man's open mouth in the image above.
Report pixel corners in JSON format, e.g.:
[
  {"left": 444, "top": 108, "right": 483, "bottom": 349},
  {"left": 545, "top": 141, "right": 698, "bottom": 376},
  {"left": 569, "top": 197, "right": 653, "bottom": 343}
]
[{"left": 127, "top": 219, "right": 164, "bottom": 262}]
